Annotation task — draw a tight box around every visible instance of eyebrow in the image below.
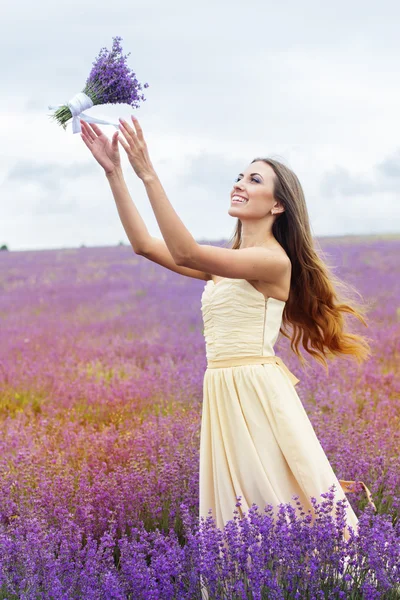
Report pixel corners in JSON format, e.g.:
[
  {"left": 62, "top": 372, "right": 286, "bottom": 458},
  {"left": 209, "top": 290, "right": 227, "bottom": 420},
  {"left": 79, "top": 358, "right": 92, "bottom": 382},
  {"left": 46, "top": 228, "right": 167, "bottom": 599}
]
[{"left": 238, "top": 172, "right": 264, "bottom": 180}]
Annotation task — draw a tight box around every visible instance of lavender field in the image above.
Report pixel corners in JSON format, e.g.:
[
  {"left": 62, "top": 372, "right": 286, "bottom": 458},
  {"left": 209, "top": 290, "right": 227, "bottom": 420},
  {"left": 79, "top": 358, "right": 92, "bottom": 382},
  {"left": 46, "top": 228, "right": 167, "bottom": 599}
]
[{"left": 0, "top": 236, "right": 399, "bottom": 599}]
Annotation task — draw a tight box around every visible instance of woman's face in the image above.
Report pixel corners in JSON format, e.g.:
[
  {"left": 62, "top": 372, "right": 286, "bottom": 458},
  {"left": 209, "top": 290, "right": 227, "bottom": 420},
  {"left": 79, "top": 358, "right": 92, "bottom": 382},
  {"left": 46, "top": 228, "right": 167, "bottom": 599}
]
[{"left": 229, "top": 161, "right": 277, "bottom": 219}]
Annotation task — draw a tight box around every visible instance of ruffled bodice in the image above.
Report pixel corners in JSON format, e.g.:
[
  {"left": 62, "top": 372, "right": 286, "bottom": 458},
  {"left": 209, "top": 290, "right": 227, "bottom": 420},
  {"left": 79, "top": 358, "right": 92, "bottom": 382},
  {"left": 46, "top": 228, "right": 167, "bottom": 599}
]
[{"left": 200, "top": 278, "right": 286, "bottom": 361}]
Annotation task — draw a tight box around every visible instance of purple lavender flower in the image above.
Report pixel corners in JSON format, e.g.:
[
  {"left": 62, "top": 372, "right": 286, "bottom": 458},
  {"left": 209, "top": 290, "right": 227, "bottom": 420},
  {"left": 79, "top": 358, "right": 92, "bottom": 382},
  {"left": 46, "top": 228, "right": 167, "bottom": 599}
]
[{"left": 49, "top": 36, "right": 149, "bottom": 131}]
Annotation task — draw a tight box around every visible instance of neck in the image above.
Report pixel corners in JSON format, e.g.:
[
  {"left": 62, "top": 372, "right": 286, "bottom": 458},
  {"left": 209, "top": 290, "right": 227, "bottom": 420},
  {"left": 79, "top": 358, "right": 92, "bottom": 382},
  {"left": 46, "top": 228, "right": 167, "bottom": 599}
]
[{"left": 239, "top": 219, "right": 276, "bottom": 249}]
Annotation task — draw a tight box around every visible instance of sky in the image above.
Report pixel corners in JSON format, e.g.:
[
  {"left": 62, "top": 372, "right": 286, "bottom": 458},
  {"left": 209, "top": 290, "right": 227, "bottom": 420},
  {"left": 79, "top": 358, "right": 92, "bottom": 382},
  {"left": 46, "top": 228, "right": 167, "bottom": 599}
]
[{"left": 1, "top": 0, "right": 400, "bottom": 250}]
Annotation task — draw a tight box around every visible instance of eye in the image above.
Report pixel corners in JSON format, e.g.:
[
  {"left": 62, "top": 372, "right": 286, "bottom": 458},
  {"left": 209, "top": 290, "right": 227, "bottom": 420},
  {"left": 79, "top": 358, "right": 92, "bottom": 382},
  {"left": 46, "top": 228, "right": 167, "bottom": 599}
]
[{"left": 234, "top": 176, "right": 260, "bottom": 183}]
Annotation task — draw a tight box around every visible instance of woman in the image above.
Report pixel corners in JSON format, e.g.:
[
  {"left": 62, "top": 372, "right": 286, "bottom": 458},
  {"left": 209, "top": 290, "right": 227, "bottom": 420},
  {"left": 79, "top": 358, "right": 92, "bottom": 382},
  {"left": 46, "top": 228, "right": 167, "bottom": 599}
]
[{"left": 79, "top": 117, "right": 376, "bottom": 546}]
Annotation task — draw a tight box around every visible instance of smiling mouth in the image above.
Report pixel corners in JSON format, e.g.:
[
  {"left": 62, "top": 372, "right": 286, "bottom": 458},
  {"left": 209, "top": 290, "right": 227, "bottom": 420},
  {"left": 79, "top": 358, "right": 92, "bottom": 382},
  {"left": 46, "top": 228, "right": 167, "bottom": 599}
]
[{"left": 231, "top": 195, "right": 248, "bottom": 204}]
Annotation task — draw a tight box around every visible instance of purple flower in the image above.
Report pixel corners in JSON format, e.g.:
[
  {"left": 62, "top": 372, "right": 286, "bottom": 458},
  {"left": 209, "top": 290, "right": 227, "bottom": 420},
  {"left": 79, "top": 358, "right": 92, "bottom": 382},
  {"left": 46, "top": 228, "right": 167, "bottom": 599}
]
[{"left": 49, "top": 36, "right": 149, "bottom": 130}]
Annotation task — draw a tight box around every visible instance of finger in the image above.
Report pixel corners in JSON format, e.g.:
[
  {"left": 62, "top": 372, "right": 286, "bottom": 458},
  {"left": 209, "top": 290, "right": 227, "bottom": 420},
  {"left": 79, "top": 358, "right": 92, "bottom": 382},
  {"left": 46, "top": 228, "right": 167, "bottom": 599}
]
[
  {"left": 80, "top": 121, "right": 96, "bottom": 142},
  {"left": 117, "top": 124, "right": 129, "bottom": 144},
  {"left": 131, "top": 116, "right": 144, "bottom": 141},
  {"left": 118, "top": 126, "right": 136, "bottom": 151},
  {"left": 86, "top": 122, "right": 104, "bottom": 136},
  {"left": 80, "top": 133, "right": 93, "bottom": 148},
  {"left": 112, "top": 131, "right": 120, "bottom": 149},
  {"left": 80, "top": 128, "right": 93, "bottom": 145},
  {"left": 117, "top": 135, "right": 130, "bottom": 153},
  {"left": 119, "top": 119, "right": 136, "bottom": 142}
]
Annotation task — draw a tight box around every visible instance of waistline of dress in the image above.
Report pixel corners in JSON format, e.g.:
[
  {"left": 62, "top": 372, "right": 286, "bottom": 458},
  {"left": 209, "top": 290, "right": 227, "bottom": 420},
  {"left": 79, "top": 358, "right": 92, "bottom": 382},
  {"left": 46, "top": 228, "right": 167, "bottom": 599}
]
[{"left": 206, "top": 354, "right": 300, "bottom": 387}]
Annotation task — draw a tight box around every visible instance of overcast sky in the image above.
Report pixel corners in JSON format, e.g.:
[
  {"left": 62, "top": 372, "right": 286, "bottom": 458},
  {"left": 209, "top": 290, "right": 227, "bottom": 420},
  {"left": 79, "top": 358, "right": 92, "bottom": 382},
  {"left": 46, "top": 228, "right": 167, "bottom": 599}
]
[{"left": 1, "top": 0, "right": 400, "bottom": 250}]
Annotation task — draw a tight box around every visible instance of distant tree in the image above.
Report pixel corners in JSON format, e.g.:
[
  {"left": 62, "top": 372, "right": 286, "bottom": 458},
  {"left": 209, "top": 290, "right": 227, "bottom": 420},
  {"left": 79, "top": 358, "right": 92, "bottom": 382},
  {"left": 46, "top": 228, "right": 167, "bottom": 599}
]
[{"left": 0, "top": 244, "right": 8, "bottom": 251}]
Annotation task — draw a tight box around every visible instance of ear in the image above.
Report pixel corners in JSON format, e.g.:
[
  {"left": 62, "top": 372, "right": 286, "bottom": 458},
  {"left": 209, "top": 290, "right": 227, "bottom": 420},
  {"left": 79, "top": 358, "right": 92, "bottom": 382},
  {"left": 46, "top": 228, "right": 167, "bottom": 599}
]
[{"left": 273, "top": 202, "right": 285, "bottom": 215}]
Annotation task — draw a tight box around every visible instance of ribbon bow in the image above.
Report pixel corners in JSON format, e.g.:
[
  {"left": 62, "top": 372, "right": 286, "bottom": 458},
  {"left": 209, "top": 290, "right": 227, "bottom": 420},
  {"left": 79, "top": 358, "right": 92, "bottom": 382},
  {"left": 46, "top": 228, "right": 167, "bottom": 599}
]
[{"left": 49, "top": 92, "right": 120, "bottom": 134}]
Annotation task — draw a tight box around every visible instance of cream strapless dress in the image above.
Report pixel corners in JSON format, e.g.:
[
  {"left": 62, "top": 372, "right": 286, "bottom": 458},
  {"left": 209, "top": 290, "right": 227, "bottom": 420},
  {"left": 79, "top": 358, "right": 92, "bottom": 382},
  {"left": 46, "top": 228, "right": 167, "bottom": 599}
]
[{"left": 199, "top": 277, "right": 375, "bottom": 541}]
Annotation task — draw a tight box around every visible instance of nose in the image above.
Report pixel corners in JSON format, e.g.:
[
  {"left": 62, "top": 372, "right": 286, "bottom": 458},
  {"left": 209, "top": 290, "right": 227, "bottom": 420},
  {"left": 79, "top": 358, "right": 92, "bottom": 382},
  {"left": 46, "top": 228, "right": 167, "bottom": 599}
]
[{"left": 233, "top": 181, "right": 245, "bottom": 192}]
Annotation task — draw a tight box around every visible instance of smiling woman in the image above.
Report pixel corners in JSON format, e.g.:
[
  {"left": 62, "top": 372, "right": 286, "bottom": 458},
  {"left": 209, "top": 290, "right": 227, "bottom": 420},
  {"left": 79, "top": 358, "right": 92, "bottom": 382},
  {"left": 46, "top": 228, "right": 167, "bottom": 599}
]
[{"left": 79, "top": 119, "right": 376, "bottom": 597}]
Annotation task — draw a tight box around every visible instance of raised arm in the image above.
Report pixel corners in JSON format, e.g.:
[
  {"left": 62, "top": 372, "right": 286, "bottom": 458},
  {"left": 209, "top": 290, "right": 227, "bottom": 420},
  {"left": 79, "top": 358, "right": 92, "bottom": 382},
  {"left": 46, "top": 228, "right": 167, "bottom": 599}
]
[
  {"left": 107, "top": 170, "right": 209, "bottom": 281},
  {"left": 118, "top": 116, "right": 290, "bottom": 284},
  {"left": 80, "top": 121, "right": 210, "bottom": 281},
  {"left": 105, "top": 168, "right": 151, "bottom": 253}
]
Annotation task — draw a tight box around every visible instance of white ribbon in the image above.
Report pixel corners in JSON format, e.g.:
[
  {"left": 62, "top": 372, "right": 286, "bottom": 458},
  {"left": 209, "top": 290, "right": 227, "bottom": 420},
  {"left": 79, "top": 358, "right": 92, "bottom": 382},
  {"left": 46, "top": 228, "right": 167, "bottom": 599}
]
[{"left": 49, "top": 92, "right": 120, "bottom": 134}]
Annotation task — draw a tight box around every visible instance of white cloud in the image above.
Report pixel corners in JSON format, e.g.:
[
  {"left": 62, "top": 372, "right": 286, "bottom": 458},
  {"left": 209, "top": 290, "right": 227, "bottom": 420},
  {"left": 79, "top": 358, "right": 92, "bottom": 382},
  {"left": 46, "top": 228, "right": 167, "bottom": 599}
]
[{"left": 1, "top": 0, "right": 400, "bottom": 249}]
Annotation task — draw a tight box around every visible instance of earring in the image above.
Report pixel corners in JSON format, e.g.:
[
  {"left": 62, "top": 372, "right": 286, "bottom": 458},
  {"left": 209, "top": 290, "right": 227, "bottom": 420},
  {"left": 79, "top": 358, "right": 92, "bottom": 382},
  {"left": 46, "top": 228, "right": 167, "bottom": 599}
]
[{"left": 271, "top": 210, "right": 275, "bottom": 214}]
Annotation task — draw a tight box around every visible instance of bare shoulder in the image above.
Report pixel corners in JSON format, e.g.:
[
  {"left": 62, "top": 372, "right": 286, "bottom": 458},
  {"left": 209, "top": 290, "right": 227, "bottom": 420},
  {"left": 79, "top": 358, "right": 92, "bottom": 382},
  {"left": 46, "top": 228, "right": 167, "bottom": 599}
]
[
  {"left": 250, "top": 245, "right": 291, "bottom": 302},
  {"left": 208, "top": 244, "right": 291, "bottom": 301},
  {"left": 256, "top": 243, "right": 291, "bottom": 271}
]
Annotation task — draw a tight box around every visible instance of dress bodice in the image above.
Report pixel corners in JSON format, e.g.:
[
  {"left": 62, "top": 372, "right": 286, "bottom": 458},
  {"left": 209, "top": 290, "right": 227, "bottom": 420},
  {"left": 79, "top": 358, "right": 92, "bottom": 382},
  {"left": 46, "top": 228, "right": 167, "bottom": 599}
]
[{"left": 200, "top": 278, "right": 286, "bottom": 361}]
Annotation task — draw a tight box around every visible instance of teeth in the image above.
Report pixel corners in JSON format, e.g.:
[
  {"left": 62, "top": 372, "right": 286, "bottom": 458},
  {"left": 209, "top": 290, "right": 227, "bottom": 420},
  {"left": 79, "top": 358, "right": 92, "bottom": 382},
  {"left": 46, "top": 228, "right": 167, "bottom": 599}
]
[{"left": 232, "top": 196, "right": 248, "bottom": 203}]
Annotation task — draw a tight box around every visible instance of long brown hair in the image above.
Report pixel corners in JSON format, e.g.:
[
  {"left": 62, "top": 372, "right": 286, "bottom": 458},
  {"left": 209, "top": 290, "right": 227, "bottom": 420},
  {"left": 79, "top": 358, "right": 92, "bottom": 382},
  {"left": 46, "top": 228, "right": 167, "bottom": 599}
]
[{"left": 226, "top": 157, "right": 372, "bottom": 371}]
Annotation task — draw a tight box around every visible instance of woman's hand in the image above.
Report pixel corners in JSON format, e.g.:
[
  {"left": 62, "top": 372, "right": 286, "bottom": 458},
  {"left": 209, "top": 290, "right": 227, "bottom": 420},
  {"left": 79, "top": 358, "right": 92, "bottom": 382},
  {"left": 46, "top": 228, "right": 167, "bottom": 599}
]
[
  {"left": 80, "top": 121, "right": 121, "bottom": 175},
  {"left": 117, "top": 116, "right": 156, "bottom": 182}
]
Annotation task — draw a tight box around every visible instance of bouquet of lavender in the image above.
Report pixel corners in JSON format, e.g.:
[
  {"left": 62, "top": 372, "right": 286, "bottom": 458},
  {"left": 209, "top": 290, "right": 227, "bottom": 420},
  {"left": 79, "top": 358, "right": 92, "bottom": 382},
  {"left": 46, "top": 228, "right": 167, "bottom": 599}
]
[{"left": 48, "top": 36, "right": 149, "bottom": 134}]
